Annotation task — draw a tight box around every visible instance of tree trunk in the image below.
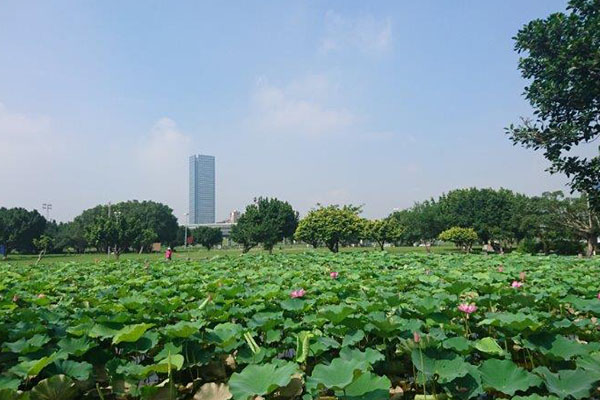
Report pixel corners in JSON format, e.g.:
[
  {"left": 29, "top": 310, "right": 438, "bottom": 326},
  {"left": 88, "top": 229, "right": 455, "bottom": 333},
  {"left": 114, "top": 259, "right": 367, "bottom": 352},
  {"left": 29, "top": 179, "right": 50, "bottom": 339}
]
[
  {"left": 379, "top": 241, "right": 384, "bottom": 251},
  {"left": 586, "top": 236, "right": 597, "bottom": 257}
]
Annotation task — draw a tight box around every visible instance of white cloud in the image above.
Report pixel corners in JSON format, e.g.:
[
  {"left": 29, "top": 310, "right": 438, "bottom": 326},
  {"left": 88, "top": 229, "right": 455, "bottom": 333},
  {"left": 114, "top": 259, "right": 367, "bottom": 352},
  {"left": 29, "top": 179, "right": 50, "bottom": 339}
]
[
  {"left": 319, "top": 11, "right": 392, "bottom": 54},
  {"left": 249, "top": 76, "right": 355, "bottom": 136},
  {"left": 134, "top": 117, "right": 192, "bottom": 220},
  {"left": 0, "top": 102, "right": 57, "bottom": 165}
]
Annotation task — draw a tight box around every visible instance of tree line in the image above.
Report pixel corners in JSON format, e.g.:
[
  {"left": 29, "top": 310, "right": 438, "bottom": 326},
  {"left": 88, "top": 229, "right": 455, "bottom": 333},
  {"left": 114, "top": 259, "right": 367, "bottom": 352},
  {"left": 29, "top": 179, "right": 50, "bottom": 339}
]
[
  {"left": 230, "top": 190, "right": 598, "bottom": 256},
  {"left": 1, "top": 188, "right": 598, "bottom": 258}
]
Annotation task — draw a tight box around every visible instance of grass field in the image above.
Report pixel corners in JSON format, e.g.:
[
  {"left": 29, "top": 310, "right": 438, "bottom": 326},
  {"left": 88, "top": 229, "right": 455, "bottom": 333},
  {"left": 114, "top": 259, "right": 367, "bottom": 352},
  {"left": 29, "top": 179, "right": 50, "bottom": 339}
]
[{"left": 0, "top": 244, "right": 462, "bottom": 267}]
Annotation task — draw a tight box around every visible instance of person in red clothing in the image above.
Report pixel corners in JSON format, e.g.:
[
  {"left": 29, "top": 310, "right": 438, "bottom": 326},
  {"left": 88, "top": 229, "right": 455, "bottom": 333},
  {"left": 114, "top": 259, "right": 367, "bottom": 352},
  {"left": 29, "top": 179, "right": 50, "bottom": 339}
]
[{"left": 165, "top": 247, "right": 173, "bottom": 261}]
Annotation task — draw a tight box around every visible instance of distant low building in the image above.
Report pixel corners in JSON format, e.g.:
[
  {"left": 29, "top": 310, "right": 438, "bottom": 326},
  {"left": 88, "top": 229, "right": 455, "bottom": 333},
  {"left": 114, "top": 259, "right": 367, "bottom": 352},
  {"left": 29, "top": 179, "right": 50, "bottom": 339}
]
[
  {"left": 188, "top": 222, "right": 234, "bottom": 238},
  {"left": 229, "top": 209, "right": 240, "bottom": 223}
]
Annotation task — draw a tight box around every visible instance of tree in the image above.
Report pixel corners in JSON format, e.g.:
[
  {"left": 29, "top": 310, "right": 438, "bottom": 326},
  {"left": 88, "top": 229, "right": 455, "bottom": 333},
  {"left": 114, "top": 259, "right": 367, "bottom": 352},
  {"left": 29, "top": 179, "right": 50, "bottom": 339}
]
[
  {"left": 439, "top": 227, "right": 479, "bottom": 253},
  {"left": 294, "top": 205, "right": 364, "bottom": 253},
  {"left": 549, "top": 192, "right": 599, "bottom": 256},
  {"left": 438, "top": 188, "right": 521, "bottom": 246},
  {"left": 85, "top": 214, "right": 137, "bottom": 258},
  {"left": 33, "top": 234, "right": 54, "bottom": 263},
  {"left": 55, "top": 221, "right": 88, "bottom": 253},
  {"left": 194, "top": 226, "right": 223, "bottom": 250},
  {"left": 0, "top": 207, "right": 47, "bottom": 255},
  {"left": 365, "top": 218, "right": 404, "bottom": 251},
  {"left": 74, "top": 200, "right": 178, "bottom": 248},
  {"left": 231, "top": 197, "right": 299, "bottom": 253},
  {"left": 389, "top": 200, "right": 445, "bottom": 249},
  {"left": 507, "top": 0, "right": 600, "bottom": 210},
  {"left": 132, "top": 229, "right": 159, "bottom": 253}
]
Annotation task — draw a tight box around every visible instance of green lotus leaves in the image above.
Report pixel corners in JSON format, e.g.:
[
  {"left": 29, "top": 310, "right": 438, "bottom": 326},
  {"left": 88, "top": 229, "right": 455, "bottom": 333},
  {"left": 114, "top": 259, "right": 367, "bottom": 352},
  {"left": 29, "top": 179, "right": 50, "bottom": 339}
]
[
  {"left": 534, "top": 367, "right": 598, "bottom": 400},
  {"left": 57, "top": 337, "right": 96, "bottom": 357},
  {"left": 47, "top": 360, "right": 92, "bottom": 381},
  {"left": 29, "top": 375, "right": 78, "bottom": 400},
  {"left": 411, "top": 349, "right": 470, "bottom": 383},
  {"left": 478, "top": 312, "right": 542, "bottom": 332},
  {"left": 228, "top": 362, "right": 298, "bottom": 400},
  {"left": 4, "top": 335, "right": 50, "bottom": 355},
  {"left": 163, "top": 320, "right": 203, "bottom": 338},
  {"left": 0, "top": 388, "right": 29, "bottom": 400},
  {"left": 308, "top": 357, "right": 367, "bottom": 390},
  {"left": 343, "top": 372, "right": 391, "bottom": 400},
  {"left": 342, "top": 330, "right": 365, "bottom": 347},
  {"left": 442, "top": 337, "right": 471, "bottom": 354},
  {"left": 339, "top": 347, "right": 384, "bottom": 367},
  {"left": 8, "top": 354, "right": 64, "bottom": 379},
  {"left": 112, "top": 323, "right": 154, "bottom": 344},
  {"left": 2, "top": 252, "right": 600, "bottom": 399},
  {"left": 479, "top": 359, "right": 542, "bottom": 396},
  {"left": 474, "top": 337, "right": 505, "bottom": 356},
  {"left": 319, "top": 304, "right": 355, "bottom": 324}
]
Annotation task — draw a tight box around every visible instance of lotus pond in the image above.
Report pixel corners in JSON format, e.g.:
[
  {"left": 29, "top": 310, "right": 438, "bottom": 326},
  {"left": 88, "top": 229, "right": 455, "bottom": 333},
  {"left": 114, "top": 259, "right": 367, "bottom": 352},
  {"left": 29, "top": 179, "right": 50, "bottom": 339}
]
[{"left": 1, "top": 252, "right": 600, "bottom": 400}]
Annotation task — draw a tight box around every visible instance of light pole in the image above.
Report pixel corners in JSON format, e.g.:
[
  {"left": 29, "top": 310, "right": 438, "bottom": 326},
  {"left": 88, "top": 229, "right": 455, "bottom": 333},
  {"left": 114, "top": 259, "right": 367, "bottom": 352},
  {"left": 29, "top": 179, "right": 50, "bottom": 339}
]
[
  {"left": 42, "top": 203, "right": 52, "bottom": 220},
  {"left": 184, "top": 212, "right": 189, "bottom": 249}
]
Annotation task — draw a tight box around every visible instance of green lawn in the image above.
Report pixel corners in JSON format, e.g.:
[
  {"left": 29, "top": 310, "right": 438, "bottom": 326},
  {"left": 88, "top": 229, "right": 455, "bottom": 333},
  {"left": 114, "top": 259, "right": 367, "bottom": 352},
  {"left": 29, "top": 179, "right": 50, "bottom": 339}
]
[{"left": 1, "top": 244, "right": 463, "bottom": 267}]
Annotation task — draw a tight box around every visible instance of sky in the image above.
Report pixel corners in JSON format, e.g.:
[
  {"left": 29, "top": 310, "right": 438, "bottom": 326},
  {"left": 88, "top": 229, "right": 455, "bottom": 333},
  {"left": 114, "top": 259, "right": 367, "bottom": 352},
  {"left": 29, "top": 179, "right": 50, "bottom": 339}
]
[{"left": 0, "top": 0, "right": 575, "bottom": 222}]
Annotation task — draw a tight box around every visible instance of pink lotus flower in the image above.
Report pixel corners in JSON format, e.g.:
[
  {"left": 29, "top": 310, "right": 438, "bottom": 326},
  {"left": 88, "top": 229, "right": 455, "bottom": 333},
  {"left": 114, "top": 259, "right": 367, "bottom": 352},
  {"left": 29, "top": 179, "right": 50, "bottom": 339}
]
[
  {"left": 37, "top": 293, "right": 46, "bottom": 299},
  {"left": 458, "top": 303, "right": 477, "bottom": 314},
  {"left": 290, "top": 289, "right": 306, "bottom": 298},
  {"left": 597, "top": 292, "right": 600, "bottom": 300},
  {"left": 497, "top": 266, "right": 504, "bottom": 273},
  {"left": 12, "top": 295, "right": 19, "bottom": 302},
  {"left": 330, "top": 271, "right": 339, "bottom": 279},
  {"left": 413, "top": 331, "right": 421, "bottom": 343},
  {"left": 511, "top": 281, "right": 523, "bottom": 288}
]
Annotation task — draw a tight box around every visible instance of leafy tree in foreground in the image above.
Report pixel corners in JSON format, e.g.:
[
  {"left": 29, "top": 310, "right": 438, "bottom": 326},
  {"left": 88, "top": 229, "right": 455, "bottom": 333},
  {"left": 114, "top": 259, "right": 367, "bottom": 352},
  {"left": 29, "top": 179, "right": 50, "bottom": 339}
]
[
  {"left": 231, "top": 197, "right": 299, "bottom": 254},
  {"left": 507, "top": 0, "right": 600, "bottom": 210},
  {"left": 194, "top": 226, "right": 223, "bottom": 250},
  {"left": 439, "top": 227, "right": 479, "bottom": 253},
  {"left": 365, "top": 218, "right": 404, "bottom": 251},
  {"left": 0, "top": 207, "right": 47, "bottom": 255},
  {"left": 295, "top": 205, "right": 364, "bottom": 253}
]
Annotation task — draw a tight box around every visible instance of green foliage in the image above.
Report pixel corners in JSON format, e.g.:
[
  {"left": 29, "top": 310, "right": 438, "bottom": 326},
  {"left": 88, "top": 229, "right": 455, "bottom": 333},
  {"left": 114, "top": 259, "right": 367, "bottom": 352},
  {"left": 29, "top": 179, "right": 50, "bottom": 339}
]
[
  {"left": 438, "top": 227, "right": 479, "bottom": 252},
  {"left": 193, "top": 226, "right": 223, "bottom": 250},
  {"left": 364, "top": 218, "right": 403, "bottom": 250},
  {"left": 295, "top": 204, "right": 364, "bottom": 252},
  {"left": 230, "top": 197, "right": 298, "bottom": 253},
  {"left": 0, "top": 207, "right": 46, "bottom": 255},
  {"left": 228, "top": 362, "right": 298, "bottom": 399},
  {"left": 1, "top": 253, "right": 600, "bottom": 399},
  {"left": 507, "top": 0, "right": 600, "bottom": 210}
]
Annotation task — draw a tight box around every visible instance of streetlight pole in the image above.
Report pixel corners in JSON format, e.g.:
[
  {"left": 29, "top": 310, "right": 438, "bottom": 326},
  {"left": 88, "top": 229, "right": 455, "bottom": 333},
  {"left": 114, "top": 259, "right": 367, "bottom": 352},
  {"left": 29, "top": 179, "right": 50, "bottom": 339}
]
[
  {"left": 42, "top": 203, "right": 52, "bottom": 220},
  {"left": 184, "top": 212, "right": 189, "bottom": 250}
]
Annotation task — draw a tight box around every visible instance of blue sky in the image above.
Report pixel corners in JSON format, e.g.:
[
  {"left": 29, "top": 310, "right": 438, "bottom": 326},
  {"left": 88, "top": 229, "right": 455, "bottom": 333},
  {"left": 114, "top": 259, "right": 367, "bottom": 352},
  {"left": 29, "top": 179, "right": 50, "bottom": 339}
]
[{"left": 0, "top": 1, "right": 572, "bottom": 222}]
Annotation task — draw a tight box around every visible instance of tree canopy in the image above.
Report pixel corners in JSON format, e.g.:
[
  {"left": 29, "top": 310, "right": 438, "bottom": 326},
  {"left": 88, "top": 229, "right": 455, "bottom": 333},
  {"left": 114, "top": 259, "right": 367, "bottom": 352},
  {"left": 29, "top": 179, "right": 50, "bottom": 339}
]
[
  {"left": 193, "top": 226, "right": 223, "bottom": 250},
  {"left": 0, "top": 207, "right": 47, "bottom": 255},
  {"left": 507, "top": 0, "right": 600, "bottom": 210},
  {"left": 231, "top": 197, "right": 299, "bottom": 253},
  {"left": 295, "top": 205, "right": 364, "bottom": 253}
]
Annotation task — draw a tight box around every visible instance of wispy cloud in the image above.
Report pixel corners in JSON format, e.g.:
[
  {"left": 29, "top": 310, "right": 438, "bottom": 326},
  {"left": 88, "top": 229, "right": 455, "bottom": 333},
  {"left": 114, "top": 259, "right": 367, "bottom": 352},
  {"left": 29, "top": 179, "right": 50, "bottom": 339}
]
[
  {"left": 134, "top": 117, "right": 192, "bottom": 219},
  {"left": 319, "top": 11, "right": 392, "bottom": 54},
  {"left": 249, "top": 75, "right": 355, "bottom": 136}
]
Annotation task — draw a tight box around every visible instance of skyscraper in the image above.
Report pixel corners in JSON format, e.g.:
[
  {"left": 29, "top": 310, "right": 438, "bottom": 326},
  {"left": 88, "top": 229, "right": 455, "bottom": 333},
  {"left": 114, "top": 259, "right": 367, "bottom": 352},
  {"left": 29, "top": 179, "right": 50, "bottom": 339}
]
[{"left": 189, "top": 154, "right": 215, "bottom": 224}]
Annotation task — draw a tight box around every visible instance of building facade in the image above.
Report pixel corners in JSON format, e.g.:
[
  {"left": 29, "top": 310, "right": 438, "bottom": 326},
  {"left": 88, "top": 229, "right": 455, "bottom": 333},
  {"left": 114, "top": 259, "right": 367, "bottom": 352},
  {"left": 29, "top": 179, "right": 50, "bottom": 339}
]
[{"left": 189, "top": 154, "right": 215, "bottom": 224}]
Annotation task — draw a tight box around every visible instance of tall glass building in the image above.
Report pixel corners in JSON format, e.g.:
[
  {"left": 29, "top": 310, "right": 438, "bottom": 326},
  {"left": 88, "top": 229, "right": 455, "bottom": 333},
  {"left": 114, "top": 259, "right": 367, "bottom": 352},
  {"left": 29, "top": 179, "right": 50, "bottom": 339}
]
[{"left": 189, "top": 154, "right": 215, "bottom": 224}]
